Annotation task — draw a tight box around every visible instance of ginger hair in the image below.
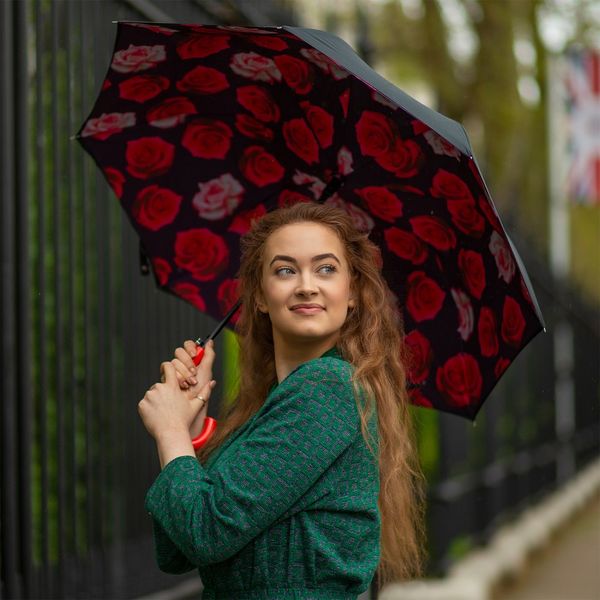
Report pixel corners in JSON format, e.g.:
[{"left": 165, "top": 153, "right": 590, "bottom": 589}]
[{"left": 197, "top": 201, "right": 427, "bottom": 585}]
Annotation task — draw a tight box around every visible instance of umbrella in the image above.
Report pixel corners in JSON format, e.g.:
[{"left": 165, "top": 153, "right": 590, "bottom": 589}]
[{"left": 76, "top": 21, "right": 545, "bottom": 421}]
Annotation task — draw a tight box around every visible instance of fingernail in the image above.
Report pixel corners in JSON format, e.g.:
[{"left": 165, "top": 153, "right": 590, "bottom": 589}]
[
  {"left": 189, "top": 377, "right": 197, "bottom": 385},
  {"left": 190, "top": 366, "right": 196, "bottom": 374},
  {"left": 210, "top": 380, "right": 217, "bottom": 388}
]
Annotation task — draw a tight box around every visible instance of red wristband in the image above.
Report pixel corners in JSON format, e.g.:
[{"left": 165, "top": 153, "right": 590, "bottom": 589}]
[{"left": 191, "top": 417, "right": 217, "bottom": 450}]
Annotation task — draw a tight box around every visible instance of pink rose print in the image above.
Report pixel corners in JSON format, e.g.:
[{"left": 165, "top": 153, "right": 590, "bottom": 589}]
[
  {"left": 337, "top": 147, "right": 354, "bottom": 175},
  {"left": 372, "top": 90, "right": 397, "bottom": 110},
  {"left": 501, "top": 296, "right": 526, "bottom": 347},
  {"left": 384, "top": 227, "right": 428, "bottom": 264},
  {"left": 478, "top": 307, "right": 499, "bottom": 358},
  {"left": 410, "top": 216, "right": 457, "bottom": 251},
  {"left": 423, "top": 130, "right": 461, "bottom": 160},
  {"left": 146, "top": 97, "right": 197, "bottom": 128},
  {"left": 152, "top": 257, "right": 172, "bottom": 286},
  {"left": 172, "top": 282, "right": 206, "bottom": 311},
  {"left": 230, "top": 52, "right": 282, "bottom": 83},
  {"left": 174, "top": 229, "right": 229, "bottom": 281},
  {"left": 132, "top": 185, "right": 182, "bottom": 231},
  {"left": 104, "top": 167, "right": 125, "bottom": 198},
  {"left": 489, "top": 230, "right": 516, "bottom": 284},
  {"left": 119, "top": 75, "right": 169, "bottom": 103},
  {"left": 458, "top": 249, "right": 486, "bottom": 300},
  {"left": 125, "top": 137, "right": 175, "bottom": 179},
  {"left": 451, "top": 288, "right": 474, "bottom": 342},
  {"left": 299, "top": 48, "right": 349, "bottom": 80},
  {"left": 324, "top": 196, "right": 374, "bottom": 233},
  {"left": 81, "top": 112, "right": 135, "bottom": 140},
  {"left": 192, "top": 174, "right": 244, "bottom": 221},
  {"left": 436, "top": 353, "right": 483, "bottom": 408},
  {"left": 111, "top": 44, "right": 166, "bottom": 73},
  {"left": 355, "top": 186, "right": 403, "bottom": 223},
  {"left": 228, "top": 204, "right": 267, "bottom": 235},
  {"left": 430, "top": 169, "right": 474, "bottom": 203},
  {"left": 406, "top": 271, "right": 446, "bottom": 322},
  {"left": 292, "top": 170, "right": 325, "bottom": 199}
]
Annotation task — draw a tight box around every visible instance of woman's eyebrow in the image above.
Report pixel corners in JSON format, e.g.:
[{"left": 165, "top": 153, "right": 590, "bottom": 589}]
[{"left": 269, "top": 253, "right": 341, "bottom": 267}]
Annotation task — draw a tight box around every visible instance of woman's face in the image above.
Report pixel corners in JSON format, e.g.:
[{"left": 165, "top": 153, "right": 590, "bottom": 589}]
[{"left": 257, "top": 222, "right": 355, "bottom": 348}]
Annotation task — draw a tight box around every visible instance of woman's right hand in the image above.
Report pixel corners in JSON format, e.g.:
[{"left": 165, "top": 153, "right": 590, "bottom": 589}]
[{"left": 169, "top": 339, "right": 216, "bottom": 438}]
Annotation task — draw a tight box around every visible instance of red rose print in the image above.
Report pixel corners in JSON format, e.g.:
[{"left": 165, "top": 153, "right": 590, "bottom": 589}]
[
  {"left": 375, "top": 138, "right": 422, "bottom": 178},
  {"left": 501, "top": 296, "right": 525, "bottom": 347},
  {"left": 128, "top": 23, "right": 177, "bottom": 35},
  {"left": 174, "top": 229, "right": 229, "bottom": 281},
  {"left": 146, "top": 97, "right": 197, "bottom": 128},
  {"left": 193, "top": 173, "right": 244, "bottom": 221},
  {"left": 405, "top": 329, "right": 433, "bottom": 384},
  {"left": 410, "top": 216, "right": 457, "bottom": 251},
  {"left": 478, "top": 306, "right": 498, "bottom": 358},
  {"left": 172, "top": 282, "right": 207, "bottom": 312},
  {"left": 125, "top": 137, "right": 175, "bottom": 179},
  {"left": 409, "top": 387, "right": 433, "bottom": 409},
  {"left": 176, "top": 34, "right": 230, "bottom": 59},
  {"left": 81, "top": 112, "right": 135, "bottom": 140},
  {"left": 406, "top": 271, "right": 446, "bottom": 322},
  {"left": 176, "top": 66, "right": 229, "bottom": 94},
  {"left": 355, "top": 186, "right": 403, "bottom": 223},
  {"left": 132, "top": 185, "right": 182, "bottom": 231},
  {"left": 230, "top": 52, "right": 282, "bottom": 83},
  {"left": 217, "top": 279, "right": 241, "bottom": 323},
  {"left": 447, "top": 199, "right": 485, "bottom": 237},
  {"left": 239, "top": 146, "right": 285, "bottom": 187},
  {"left": 356, "top": 110, "right": 396, "bottom": 157},
  {"left": 274, "top": 55, "right": 313, "bottom": 94},
  {"left": 520, "top": 275, "right": 535, "bottom": 308},
  {"left": 182, "top": 119, "right": 232, "bottom": 159},
  {"left": 411, "top": 119, "right": 429, "bottom": 136},
  {"left": 237, "top": 85, "right": 280, "bottom": 122},
  {"left": 104, "top": 167, "right": 125, "bottom": 198},
  {"left": 278, "top": 189, "right": 313, "bottom": 207},
  {"left": 235, "top": 114, "right": 274, "bottom": 142},
  {"left": 424, "top": 130, "right": 461, "bottom": 159},
  {"left": 494, "top": 357, "right": 510, "bottom": 378},
  {"left": 119, "top": 75, "right": 169, "bottom": 103},
  {"left": 339, "top": 89, "right": 350, "bottom": 118},
  {"left": 430, "top": 169, "right": 474, "bottom": 203},
  {"left": 247, "top": 35, "right": 288, "bottom": 51},
  {"left": 451, "top": 288, "right": 474, "bottom": 341},
  {"left": 152, "top": 257, "right": 171, "bottom": 286},
  {"left": 479, "top": 196, "right": 503, "bottom": 232},
  {"left": 458, "top": 249, "right": 486, "bottom": 300},
  {"left": 384, "top": 227, "right": 428, "bottom": 264},
  {"left": 489, "top": 230, "right": 516, "bottom": 284},
  {"left": 300, "top": 102, "right": 334, "bottom": 149},
  {"left": 283, "top": 118, "right": 319, "bottom": 164},
  {"left": 111, "top": 44, "right": 166, "bottom": 73},
  {"left": 228, "top": 204, "right": 267, "bottom": 235},
  {"left": 436, "top": 353, "right": 483, "bottom": 408},
  {"left": 102, "top": 79, "right": 111, "bottom": 91}
]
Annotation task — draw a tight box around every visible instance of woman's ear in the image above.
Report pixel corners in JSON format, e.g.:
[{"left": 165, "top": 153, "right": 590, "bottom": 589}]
[{"left": 255, "top": 289, "right": 268, "bottom": 313}]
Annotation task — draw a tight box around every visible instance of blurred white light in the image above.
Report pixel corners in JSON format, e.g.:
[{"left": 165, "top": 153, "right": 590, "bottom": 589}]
[
  {"left": 399, "top": 0, "right": 425, "bottom": 20},
  {"left": 514, "top": 38, "right": 537, "bottom": 67},
  {"left": 518, "top": 75, "right": 541, "bottom": 106}
]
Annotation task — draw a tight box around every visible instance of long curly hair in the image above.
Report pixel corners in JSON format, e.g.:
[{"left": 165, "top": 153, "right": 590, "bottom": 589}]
[{"left": 197, "top": 201, "right": 427, "bottom": 585}]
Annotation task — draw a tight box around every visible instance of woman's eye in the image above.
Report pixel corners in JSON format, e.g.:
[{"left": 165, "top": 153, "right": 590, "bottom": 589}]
[
  {"left": 275, "top": 267, "right": 295, "bottom": 276},
  {"left": 318, "top": 264, "right": 337, "bottom": 274}
]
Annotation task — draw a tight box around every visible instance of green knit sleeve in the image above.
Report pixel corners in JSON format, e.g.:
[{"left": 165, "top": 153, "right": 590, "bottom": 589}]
[{"left": 144, "top": 358, "right": 359, "bottom": 567}]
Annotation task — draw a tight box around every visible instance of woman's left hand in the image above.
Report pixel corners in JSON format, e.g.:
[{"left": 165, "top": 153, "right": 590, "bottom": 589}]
[{"left": 138, "top": 361, "right": 215, "bottom": 441}]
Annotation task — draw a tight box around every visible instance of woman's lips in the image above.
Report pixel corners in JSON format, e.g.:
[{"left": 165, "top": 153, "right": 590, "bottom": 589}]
[{"left": 290, "top": 306, "right": 324, "bottom": 314}]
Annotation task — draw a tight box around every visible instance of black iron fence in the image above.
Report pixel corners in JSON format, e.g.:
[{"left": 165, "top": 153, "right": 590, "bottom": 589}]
[{"left": 1, "top": 1, "right": 598, "bottom": 599}]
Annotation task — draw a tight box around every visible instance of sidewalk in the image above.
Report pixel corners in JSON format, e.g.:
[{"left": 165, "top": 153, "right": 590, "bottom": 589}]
[{"left": 492, "top": 496, "right": 600, "bottom": 600}]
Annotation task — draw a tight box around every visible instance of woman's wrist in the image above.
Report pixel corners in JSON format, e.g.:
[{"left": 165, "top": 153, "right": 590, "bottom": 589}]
[{"left": 155, "top": 428, "right": 195, "bottom": 469}]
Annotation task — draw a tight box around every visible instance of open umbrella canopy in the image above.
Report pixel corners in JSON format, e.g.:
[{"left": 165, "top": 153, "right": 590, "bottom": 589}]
[{"left": 77, "top": 21, "right": 545, "bottom": 419}]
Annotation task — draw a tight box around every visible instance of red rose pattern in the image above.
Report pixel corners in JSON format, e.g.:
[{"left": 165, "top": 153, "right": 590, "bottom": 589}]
[
  {"left": 132, "top": 185, "right": 182, "bottom": 231},
  {"left": 182, "top": 119, "right": 232, "bottom": 159},
  {"left": 436, "top": 353, "right": 483, "bottom": 408},
  {"left": 81, "top": 23, "right": 542, "bottom": 416},
  {"left": 174, "top": 229, "right": 229, "bottom": 281},
  {"left": 125, "top": 137, "right": 174, "bottom": 179}
]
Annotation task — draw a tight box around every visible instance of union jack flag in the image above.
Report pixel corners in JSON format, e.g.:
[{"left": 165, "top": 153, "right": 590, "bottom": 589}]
[{"left": 563, "top": 47, "right": 600, "bottom": 206}]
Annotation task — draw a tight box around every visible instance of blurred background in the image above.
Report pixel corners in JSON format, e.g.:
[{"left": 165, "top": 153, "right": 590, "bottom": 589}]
[{"left": 1, "top": 1, "right": 598, "bottom": 599}]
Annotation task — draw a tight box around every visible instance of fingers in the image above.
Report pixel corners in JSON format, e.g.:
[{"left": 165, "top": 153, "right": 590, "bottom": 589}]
[
  {"left": 160, "top": 361, "right": 178, "bottom": 387},
  {"left": 190, "top": 379, "right": 217, "bottom": 411},
  {"left": 172, "top": 357, "right": 196, "bottom": 388}
]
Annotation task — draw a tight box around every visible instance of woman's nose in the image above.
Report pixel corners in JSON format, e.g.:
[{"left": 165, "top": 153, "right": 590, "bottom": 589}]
[{"left": 295, "top": 272, "right": 317, "bottom": 296}]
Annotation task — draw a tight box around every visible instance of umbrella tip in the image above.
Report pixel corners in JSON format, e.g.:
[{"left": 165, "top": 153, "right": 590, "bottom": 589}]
[{"left": 69, "top": 134, "right": 79, "bottom": 141}]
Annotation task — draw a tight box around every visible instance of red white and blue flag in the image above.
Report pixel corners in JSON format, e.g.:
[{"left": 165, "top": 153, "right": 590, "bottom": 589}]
[{"left": 563, "top": 48, "right": 600, "bottom": 206}]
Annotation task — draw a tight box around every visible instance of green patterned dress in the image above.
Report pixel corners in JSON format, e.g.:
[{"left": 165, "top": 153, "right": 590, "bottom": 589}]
[{"left": 145, "top": 346, "right": 380, "bottom": 599}]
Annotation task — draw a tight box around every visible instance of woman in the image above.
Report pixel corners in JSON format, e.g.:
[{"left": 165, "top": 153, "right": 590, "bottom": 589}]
[{"left": 138, "top": 202, "right": 426, "bottom": 599}]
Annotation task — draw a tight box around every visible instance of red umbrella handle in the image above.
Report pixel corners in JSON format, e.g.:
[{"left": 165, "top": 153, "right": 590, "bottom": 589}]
[{"left": 190, "top": 342, "right": 217, "bottom": 450}]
